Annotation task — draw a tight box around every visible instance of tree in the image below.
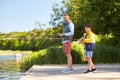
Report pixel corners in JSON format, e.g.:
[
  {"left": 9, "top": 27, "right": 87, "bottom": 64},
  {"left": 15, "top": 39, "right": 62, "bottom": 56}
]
[
  {"left": 49, "top": 1, "right": 67, "bottom": 27},
  {"left": 35, "top": 21, "right": 46, "bottom": 30},
  {"left": 50, "top": 0, "right": 120, "bottom": 37}
]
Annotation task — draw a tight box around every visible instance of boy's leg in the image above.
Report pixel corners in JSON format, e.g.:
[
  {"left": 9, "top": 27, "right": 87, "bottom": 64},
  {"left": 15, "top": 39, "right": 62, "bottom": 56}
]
[
  {"left": 84, "top": 51, "right": 96, "bottom": 73},
  {"left": 86, "top": 57, "right": 95, "bottom": 70},
  {"left": 90, "top": 58, "right": 95, "bottom": 69}
]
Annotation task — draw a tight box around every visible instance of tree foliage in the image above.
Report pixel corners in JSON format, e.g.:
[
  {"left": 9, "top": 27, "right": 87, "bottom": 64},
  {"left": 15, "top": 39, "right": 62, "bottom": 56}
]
[
  {"left": 0, "top": 28, "right": 62, "bottom": 51},
  {"left": 50, "top": 0, "right": 120, "bottom": 37}
]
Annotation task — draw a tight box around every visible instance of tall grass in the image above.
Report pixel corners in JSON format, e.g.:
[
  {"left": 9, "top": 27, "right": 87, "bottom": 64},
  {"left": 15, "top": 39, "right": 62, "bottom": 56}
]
[
  {"left": 20, "top": 42, "right": 84, "bottom": 70},
  {"left": 20, "top": 49, "right": 46, "bottom": 70},
  {"left": 20, "top": 35, "right": 120, "bottom": 70}
]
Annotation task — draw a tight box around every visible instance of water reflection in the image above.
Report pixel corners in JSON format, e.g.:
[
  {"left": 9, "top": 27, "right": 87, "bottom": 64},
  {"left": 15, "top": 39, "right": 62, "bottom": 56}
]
[
  {"left": 0, "top": 54, "right": 26, "bottom": 61},
  {"left": 0, "top": 59, "right": 23, "bottom": 80}
]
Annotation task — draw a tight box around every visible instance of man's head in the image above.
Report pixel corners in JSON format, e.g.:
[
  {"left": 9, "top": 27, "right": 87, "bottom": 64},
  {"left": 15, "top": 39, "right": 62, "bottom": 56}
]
[
  {"left": 64, "top": 13, "right": 70, "bottom": 22},
  {"left": 84, "top": 24, "right": 92, "bottom": 32}
]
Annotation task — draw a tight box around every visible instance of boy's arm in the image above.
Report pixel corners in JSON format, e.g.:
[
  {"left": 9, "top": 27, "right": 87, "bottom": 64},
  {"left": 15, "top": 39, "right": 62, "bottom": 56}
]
[
  {"left": 78, "top": 33, "right": 86, "bottom": 44},
  {"left": 82, "top": 33, "right": 93, "bottom": 43}
]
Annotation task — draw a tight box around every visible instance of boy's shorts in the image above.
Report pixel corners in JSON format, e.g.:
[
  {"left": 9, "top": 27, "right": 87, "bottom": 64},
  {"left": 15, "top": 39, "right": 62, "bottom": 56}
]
[
  {"left": 63, "top": 42, "right": 71, "bottom": 54},
  {"left": 84, "top": 51, "right": 93, "bottom": 57}
]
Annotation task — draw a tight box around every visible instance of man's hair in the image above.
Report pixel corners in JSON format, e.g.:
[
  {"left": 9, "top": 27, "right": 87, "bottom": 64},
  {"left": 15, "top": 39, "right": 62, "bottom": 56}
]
[
  {"left": 64, "top": 13, "right": 70, "bottom": 18},
  {"left": 84, "top": 24, "right": 92, "bottom": 28}
]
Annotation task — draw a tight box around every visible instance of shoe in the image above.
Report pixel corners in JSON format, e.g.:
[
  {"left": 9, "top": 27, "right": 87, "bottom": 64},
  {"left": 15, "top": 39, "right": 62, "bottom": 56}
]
[
  {"left": 84, "top": 70, "right": 92, "bottom": 73},
  {"left": 61, "top": 68, "right": 74, "bottom": 73},
  {"left": 92, "top": 68, "right": 96, "bottom": 72}
]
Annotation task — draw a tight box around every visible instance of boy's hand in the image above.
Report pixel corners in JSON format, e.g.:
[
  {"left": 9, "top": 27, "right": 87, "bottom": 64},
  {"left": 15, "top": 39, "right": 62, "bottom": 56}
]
[
  {"left": 79, "top": 38, "right": 83, "bottom": 41},
  {"left": 79, "top": 38, "right": 84, "bottom": 44},
  {"left": 80, "top": 41, "right": 84, "bottom": 44},
  {"left": 77, "top": 40, "right": 80, "bottom": 44}
]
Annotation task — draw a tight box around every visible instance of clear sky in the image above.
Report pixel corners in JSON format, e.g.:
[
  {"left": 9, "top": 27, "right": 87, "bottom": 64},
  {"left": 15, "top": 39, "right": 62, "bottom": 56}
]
[{"left": 0, "top": 0, "right": 62, "bottom": 33}]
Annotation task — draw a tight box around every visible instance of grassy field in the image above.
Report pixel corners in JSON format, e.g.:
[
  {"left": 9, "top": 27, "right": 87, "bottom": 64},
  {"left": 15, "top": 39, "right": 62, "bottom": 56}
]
[{"left": 0, "top": 50, "right": 32, "bottom": 56}]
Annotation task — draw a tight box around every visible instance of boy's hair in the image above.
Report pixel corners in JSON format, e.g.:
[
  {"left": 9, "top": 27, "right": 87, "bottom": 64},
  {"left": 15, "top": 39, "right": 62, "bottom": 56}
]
[{"left": 84, "top": 24, "right": 92, "bottom": 28}]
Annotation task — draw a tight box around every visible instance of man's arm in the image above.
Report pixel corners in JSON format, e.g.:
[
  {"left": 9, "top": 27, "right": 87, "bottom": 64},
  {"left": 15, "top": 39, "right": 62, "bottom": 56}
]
[{"left": 64, "top": 23, "right": 74, "bottom": 36}]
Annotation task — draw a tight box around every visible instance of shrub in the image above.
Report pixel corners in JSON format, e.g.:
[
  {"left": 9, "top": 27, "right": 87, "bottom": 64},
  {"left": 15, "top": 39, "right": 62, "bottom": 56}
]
[{"left": 93, "top": 35, "right": 120, "bottom": 63}]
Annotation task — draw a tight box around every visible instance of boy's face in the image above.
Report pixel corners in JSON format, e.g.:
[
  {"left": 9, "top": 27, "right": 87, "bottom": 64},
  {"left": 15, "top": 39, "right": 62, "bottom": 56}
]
[{"left": 85, "top": 27, "right": 91, "bottom": 33}]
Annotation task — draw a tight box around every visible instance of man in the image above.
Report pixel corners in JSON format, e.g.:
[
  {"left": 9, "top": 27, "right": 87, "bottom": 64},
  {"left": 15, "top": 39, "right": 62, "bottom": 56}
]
[{"left": 57, "top": 13, "right": 74, "bottom": 73}]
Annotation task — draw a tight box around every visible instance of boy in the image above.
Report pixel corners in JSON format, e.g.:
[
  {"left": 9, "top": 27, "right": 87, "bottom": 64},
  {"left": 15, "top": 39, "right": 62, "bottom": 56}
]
[
  {"left": 57, "top": 13, "right": 74, "bottom": 73},
  {"left": 80, "top": 24, "right": 96, "bottom": 73}
]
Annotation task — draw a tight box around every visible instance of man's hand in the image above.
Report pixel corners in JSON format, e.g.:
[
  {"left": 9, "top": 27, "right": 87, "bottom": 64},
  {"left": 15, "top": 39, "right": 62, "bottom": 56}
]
[{"left": 57, "top": 33, "right": 65, "bottom": 37}]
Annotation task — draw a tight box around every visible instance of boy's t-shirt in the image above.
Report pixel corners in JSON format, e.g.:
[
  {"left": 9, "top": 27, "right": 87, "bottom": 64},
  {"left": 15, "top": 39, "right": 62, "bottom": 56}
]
[
  {"left": 82, "top": 31, "right": 96, "bottom": 43},
  {"left": 82, "top": 31, "right": 96, "bottom": 51}
]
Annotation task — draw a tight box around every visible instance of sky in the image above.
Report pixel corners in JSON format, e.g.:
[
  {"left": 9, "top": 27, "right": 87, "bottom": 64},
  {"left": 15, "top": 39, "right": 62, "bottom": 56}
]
[{"left": 0, "top": 0, "right": 62, "bottom": 33}]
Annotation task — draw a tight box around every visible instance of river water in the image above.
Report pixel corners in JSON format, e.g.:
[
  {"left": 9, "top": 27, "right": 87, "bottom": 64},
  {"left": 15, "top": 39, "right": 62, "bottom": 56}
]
[{"left": 0, "top": 55, "right": 24, "bottom": 80}]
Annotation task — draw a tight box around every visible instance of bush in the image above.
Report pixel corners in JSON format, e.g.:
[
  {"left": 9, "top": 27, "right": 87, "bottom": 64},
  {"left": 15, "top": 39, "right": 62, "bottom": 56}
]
[
  {"left": 93, "top": 35, "right": 120, "bottom": 63},
  {"left": 93, "top": 45, "right": 120, "bottom": 63}
]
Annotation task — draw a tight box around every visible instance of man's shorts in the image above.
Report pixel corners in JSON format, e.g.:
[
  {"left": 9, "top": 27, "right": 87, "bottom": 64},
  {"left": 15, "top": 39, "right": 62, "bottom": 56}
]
[
  {"left": 84, "top": 51, "right": 93, "bottom": 57},
  {"left": 63, "top": 42, "right": 71, "bottom": 54}
]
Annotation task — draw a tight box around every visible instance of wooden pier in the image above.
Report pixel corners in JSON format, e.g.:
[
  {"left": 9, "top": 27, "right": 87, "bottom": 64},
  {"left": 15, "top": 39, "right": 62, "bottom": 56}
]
[{"left": 19, "top": 64, "right": 120, "bottom": 80}]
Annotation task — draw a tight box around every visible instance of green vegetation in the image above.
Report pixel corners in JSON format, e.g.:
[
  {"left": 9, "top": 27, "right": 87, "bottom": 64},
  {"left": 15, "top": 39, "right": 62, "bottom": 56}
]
[
  {"left": 20, "top": 35, "right": 120, "bottom": 70},
  {"left": 20, "top": 42, "right": 84, "bottom": 70},
  {"left": 0, "top": 28, "right": 62, "bottom": 51},
  {"left": 0, "top": 0, "right": 120, "bottom": 70},
  {"left": 50, "top": 0, "right": 120, "bottom": 37},
  {"left": 93, "top": 36, "right": 120, "bottom": 63}
]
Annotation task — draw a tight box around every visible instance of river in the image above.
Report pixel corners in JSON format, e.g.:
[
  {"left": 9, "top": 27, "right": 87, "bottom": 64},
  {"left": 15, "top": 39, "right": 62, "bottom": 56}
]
[{"left": 0, "top": 54, "right": 25, "bottom": 80}]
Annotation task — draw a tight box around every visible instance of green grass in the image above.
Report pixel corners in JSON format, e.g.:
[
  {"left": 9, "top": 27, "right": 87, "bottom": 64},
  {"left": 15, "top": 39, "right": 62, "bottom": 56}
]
[{"left": 0, "top": 50, "right": 32, "bottom": 56}]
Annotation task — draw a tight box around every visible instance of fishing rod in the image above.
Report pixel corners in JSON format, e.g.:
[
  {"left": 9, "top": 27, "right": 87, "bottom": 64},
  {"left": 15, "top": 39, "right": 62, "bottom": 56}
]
[
  {"left": 0, "top": 35, "right": 79, "bottom": 41},
  {"left": 34, "top": 34, "right": 79, "bottom": 41}
]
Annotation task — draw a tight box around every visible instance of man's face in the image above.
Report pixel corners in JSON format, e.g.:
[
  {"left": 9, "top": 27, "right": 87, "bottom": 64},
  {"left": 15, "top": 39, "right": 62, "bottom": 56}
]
[
  {"left": 85, "top": 27, "right": 91, "bottom": 32},
  {"left": 64, "top": 15, "right": 70, "bottom": 22}
]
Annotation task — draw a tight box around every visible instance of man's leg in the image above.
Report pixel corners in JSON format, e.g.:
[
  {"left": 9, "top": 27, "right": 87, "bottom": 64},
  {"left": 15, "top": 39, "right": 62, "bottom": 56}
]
[
  {"left": 62, "top": 42, "right": 73, "bottom": 73},
  {"left": 63, "top": 42, "right": 72, "bottom": 69},
  {"left": 66, "top": 53, "right": 72, "bottom": 69}
]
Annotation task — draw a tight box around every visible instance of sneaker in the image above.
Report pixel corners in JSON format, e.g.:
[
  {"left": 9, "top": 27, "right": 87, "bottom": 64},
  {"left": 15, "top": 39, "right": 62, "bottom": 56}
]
[
  {"left": 61, "top": 68, "right": 74, "bottom": 73},
  {"left": 84, "top": 70, "right": 93, "bottom": 73},
  {"left": 92, "top": 68, "right": 96, "bottom": 72}
]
